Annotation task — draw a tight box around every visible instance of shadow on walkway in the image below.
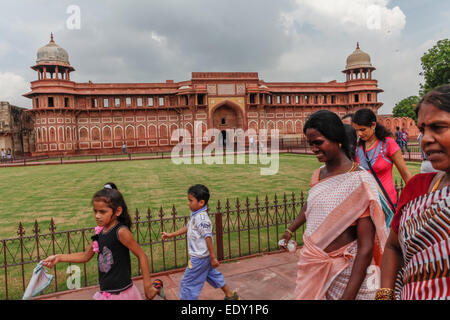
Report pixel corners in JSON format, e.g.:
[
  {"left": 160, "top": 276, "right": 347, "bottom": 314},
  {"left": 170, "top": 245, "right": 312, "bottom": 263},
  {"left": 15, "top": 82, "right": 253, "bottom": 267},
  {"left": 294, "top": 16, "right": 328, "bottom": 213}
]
[{"left": 35, "top": 251, "right": 298, "bottom": 300}]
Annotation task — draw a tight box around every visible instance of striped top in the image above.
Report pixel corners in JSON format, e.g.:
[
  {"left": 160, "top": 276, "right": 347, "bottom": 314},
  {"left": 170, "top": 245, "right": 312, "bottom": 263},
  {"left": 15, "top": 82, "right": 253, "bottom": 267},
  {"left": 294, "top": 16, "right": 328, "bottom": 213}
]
[{"left": 395, "top": 179, "right": 450, "bottom": 300}]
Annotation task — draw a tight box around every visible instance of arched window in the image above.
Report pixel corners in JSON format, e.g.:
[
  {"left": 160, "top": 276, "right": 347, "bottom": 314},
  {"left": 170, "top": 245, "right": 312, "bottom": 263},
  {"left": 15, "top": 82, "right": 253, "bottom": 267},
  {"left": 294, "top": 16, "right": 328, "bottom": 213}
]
[
  {"left": 103, "top": 127, "right": 112, "bottom": 141},
  {"left": 79, "top": 128, "right": 89, "bottom": 141},
  {"left": 92, "top": 127, "right": 100, "bottom": 141}
]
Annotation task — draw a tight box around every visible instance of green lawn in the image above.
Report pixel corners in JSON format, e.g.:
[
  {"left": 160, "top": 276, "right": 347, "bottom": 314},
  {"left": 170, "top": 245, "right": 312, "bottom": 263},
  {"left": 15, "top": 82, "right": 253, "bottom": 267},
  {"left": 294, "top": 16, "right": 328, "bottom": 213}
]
[{"left": 0, "top": 154, "right": 420, "bottom": 239}]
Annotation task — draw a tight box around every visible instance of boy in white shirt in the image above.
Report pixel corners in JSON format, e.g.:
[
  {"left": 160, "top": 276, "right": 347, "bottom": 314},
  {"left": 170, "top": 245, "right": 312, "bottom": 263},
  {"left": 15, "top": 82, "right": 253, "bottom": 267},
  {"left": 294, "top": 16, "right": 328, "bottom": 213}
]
[{"left": 162, "top": 184, "right": 239, "bottom": 300}]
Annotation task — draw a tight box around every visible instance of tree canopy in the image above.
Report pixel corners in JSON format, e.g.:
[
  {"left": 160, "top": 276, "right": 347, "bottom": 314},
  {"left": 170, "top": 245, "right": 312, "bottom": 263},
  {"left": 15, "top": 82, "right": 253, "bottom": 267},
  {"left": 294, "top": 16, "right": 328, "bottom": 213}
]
[
  {"left": 392, "top": 96, "right": 419, "bottom": 121},
  {"left": 419, "top": 39, "right": 450, "bottom": 95}
]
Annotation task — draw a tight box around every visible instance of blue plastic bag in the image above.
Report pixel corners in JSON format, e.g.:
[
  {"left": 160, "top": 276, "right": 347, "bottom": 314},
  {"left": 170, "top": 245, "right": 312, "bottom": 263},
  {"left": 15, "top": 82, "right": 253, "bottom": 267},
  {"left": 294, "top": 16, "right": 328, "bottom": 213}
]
[{"left": 22, "top": 261, "right": 54, "bottom": 300}]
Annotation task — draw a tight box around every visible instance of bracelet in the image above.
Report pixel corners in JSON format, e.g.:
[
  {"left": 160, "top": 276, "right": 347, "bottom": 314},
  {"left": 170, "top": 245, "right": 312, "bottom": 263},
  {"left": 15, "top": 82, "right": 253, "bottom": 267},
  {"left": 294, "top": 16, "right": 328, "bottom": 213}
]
[
  {"left": 285, "top": 228, "right": 293, "bottom": 236},
  {"left": 375, "top": 288, "right": 395, "bottom": 300}
]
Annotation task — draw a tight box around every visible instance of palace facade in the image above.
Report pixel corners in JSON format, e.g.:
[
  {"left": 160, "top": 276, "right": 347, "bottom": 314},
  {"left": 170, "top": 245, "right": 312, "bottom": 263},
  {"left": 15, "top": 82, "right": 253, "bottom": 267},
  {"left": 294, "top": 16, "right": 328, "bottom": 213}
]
[{"left": 24, "top": 36, "right": 385, "bottom": 156}]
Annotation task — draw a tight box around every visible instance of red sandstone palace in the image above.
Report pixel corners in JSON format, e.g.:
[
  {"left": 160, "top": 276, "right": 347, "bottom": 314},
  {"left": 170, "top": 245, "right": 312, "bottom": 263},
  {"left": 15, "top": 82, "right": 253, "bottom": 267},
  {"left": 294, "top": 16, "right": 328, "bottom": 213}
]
[{"left": 24, "top": 36, "right": 399, "bottom": 156}]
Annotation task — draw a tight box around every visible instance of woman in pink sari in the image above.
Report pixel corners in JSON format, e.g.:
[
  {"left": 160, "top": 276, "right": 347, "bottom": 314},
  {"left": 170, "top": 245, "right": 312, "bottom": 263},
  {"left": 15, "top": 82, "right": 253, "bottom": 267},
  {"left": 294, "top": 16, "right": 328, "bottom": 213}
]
[{"left": 280, "top": 110, "right": 388, "bottom": 300}]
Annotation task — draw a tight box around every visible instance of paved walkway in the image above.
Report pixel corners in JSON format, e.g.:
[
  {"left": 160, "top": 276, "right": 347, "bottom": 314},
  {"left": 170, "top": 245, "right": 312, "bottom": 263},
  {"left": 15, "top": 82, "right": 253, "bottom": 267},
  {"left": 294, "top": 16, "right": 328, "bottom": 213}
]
[{"left": 35, "top": 251, "right": 299, "bottom": 300}]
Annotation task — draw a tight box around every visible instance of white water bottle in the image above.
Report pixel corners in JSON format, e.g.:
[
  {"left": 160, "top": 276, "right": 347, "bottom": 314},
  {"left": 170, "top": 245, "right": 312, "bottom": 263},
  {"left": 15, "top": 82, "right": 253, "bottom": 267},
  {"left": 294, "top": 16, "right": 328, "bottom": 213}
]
[
  {"left": 278, "top": 239, "right": 297, "bottom": 253},
  {"left": 286, "top": 240, "right": 297, "bottom": 253}
]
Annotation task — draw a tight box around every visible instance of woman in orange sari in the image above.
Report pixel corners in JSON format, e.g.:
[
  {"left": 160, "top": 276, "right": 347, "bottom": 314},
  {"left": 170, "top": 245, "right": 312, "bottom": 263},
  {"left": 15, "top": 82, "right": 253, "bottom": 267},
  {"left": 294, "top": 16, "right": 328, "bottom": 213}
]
[{"left": 280, "top": 110, "right": 388, "bottom": 300}]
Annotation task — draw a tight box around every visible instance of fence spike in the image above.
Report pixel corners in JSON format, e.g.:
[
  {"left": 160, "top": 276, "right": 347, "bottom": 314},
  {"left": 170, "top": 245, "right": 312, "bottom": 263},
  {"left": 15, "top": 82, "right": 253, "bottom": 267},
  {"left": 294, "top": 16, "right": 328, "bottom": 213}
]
[
  {"left": 17, "top": 222, "right": 25, "bottom": 237},
  {"left": 49, "top": 218, "right": 56, "bottom": 233},
  {"left": 245, "top": 197, "right": 250, "bottom": 210},
  {"left": 172, "top": 204, "right": 177, "bottom": 217},
  {"left": 147, "top": 208, "right": 152, "bottom": 220},
  {"left": 159, "top": 206, "right": 164, "bottom": 219},
  {"left": 135, "top": 208, "right": 140, "bottom": 222},
  {"left": 33, "top": 220, "right": 40, "bottom": 235},
  {"left": 216, "top": 200, "right": 222, "bottom": 212}
]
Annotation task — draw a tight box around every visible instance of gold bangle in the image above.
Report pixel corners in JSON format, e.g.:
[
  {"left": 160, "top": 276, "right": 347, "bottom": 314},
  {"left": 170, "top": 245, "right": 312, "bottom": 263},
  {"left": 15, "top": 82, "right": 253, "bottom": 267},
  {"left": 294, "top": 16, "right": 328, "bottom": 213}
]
[
  {"left": 375, "top": 288, "right": 395, "bottom": 300},
  {"left": 285, "top": 228, "right": 293, "bottom": 236}
]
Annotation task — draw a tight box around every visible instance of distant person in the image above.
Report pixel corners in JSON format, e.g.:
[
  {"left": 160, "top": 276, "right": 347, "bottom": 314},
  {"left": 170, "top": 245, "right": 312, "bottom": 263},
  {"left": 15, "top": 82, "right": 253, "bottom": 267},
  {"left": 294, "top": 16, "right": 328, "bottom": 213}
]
[
  {"left": 394, "top": 127, "right": 404, "bottom": 154},
  {"left": 280, "top": 110, "right": 388, "bottom": 300},
  {"left": 341, "top": 113, "right": 354, "bottom": 125},
  {"left": 7, "top": 148, "right": 12, "bottom": 162},
  {"left": 417, "top": 132, "right": 439, "bottom": 173},
  {"left": 1, "top": 148, "right": 5, "bottom": 163},
  {"left": 352, "top": 109, "right": 412, "bottom": 212},
  {"left": 378, "top": 84, "right": 450, "bottom": 300},
  {"left": 43, "top": 186, "right": 165, "bottom": 300},
  {"left": 162, "top": 184, "right": 239, "bottom": 300},
  {"left": 122, "top": 142, "right": 127, "bottom": 154},
  {"left": 249, "top": 136, "right": 255, "bottom": 153},
  {"left": 401, "top": 128, "right": 409, "bottom": 152}
]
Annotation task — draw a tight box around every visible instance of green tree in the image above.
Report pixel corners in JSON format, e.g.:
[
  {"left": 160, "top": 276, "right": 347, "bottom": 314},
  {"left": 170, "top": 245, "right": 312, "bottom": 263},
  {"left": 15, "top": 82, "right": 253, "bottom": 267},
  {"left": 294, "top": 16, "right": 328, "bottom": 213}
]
[
  {"left": 392, "top": 96, "right": 419, "bottom": 121},
  {"left": 419, "top": 39, "right": 450, "bottom": 95}
]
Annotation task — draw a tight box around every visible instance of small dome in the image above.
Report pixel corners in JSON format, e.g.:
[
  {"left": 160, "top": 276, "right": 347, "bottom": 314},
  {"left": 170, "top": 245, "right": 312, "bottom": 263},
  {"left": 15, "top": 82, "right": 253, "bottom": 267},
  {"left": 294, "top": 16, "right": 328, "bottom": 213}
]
[
  {"left": 36, "top": 34, "right": 71, "bottom": 66},
  {"left": 344, "top": 42, "right": 373, "bottom": 70}
]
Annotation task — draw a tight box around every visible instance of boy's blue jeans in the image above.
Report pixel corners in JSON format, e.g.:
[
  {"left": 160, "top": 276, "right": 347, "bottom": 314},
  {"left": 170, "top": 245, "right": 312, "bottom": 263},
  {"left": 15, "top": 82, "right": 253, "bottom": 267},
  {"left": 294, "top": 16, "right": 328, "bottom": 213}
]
[{"left": 179, "top": 256, "right": 226, "bottom": 300}]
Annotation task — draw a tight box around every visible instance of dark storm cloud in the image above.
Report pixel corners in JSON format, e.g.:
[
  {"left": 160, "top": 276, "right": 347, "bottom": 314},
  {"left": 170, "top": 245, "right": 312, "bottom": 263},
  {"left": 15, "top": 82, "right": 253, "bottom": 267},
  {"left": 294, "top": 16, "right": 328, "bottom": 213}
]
[
  {"left": 0, "top": 0, "right": 449, "bottom": 112},
  {"left": 61, "top": 0, "right": 295, "bottom": 83}
]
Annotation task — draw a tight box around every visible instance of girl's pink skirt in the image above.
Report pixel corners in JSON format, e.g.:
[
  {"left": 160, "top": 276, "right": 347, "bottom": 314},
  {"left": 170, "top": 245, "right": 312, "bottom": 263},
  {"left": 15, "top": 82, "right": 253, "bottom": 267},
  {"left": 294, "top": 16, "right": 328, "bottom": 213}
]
[{"left": 93, "top": 284, "right": 143, "bottom": 300}]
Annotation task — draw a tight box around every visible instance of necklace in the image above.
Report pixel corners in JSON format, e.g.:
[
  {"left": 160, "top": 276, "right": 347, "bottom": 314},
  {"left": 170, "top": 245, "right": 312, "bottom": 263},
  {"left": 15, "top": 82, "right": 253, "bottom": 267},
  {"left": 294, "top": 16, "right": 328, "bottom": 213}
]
[
  {"left": 347, "top": 162, "right": 358, "bottom": 173},
  {"left": 365, "top": 138, "right": 378, "bottom": 150}
]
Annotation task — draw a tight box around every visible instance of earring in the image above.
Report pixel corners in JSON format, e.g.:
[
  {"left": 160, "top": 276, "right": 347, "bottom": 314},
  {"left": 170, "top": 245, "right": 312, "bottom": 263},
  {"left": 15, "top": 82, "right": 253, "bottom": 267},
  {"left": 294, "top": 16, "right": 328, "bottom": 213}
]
[{"left": 339, "top": 143, "right": 342, "bottom": 148}]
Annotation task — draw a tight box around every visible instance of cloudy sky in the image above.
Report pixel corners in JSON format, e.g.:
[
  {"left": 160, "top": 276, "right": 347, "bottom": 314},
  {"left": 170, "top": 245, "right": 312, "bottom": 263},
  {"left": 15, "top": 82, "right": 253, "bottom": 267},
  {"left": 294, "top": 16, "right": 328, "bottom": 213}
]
[{"left": 0, "top": 0, "right": 448, "bottom": 114}]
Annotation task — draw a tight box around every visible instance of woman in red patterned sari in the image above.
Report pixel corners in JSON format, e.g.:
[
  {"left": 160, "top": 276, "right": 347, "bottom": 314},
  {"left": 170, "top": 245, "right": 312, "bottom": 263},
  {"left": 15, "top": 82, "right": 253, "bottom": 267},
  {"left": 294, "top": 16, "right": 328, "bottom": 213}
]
[{"left": 378, "top": 85, "right": 450, "bottom": 300}]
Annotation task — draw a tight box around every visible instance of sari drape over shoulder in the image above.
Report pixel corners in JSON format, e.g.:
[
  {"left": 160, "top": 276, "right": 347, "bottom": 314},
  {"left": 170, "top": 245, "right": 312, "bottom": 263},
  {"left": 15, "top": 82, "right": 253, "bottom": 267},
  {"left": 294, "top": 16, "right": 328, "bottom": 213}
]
[
  {"left": 294, "top": 169, "right": 388, "bottom": 300},
  {"left": 391, "top": 173, "right": 450, "bottom": 300}
]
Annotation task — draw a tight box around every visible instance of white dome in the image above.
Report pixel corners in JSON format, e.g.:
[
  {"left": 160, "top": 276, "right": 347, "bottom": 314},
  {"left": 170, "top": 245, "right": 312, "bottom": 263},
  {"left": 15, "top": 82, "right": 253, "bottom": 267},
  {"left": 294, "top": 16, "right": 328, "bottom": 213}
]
[
  {"left": 344, "top": 42, "right": 373, "bottom": 70},
  {"left": 36, "top": 34, "right": 71, "bottom": 66}
]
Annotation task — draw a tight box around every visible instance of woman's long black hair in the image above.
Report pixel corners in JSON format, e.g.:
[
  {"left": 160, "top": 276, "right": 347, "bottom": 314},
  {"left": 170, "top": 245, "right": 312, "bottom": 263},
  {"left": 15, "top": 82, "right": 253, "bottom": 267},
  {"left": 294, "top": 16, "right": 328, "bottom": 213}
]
[
  {"left": 352, "top": 108, "right": 392, "bottom": 144},
  {"left": 92, "top": 188, "right": 132, "bottom": 229},
  {"left": 303, "top": 110, "right": 353, "bottom": 160}
]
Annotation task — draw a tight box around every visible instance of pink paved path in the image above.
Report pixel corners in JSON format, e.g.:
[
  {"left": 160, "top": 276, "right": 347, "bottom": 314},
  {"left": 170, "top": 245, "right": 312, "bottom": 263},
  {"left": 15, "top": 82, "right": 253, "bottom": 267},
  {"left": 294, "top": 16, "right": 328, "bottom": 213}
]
[{"left": 35, "top": 251, "right": 298, "bottom": 300}]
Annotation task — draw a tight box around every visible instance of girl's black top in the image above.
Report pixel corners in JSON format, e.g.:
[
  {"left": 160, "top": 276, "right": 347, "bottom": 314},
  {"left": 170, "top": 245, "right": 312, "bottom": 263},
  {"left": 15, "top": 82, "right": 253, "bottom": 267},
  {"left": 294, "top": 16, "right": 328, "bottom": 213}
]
[{"left": 96, "top": 222, "right": 132, "bottom": 293}]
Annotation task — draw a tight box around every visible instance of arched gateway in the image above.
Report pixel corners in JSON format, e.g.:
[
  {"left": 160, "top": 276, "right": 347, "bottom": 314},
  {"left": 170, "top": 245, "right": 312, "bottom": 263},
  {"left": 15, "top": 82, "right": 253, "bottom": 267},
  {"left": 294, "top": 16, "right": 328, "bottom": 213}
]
[{"left": 210, "top": 100, "right": 245, "bottom": 146}]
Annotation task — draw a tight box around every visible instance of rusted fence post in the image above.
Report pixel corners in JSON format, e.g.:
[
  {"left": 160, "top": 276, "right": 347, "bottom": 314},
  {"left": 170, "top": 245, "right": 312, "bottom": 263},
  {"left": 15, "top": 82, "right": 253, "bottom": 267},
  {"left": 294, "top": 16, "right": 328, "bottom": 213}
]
[
  {"left": 3, "top": 239, "right": 8, "bottom": 300},
  {"left": 215, "top": 200, "right": 224, "bottom": 261},
  {"left": 18, "top": 223, "right": 25, "bottom": 293}
]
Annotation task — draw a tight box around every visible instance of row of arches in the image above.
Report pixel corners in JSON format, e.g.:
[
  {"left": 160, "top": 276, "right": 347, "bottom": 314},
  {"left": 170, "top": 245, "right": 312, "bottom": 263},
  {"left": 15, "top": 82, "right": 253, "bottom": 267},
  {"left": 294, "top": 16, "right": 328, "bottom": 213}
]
[
  {"left": 248, "top": 120, "right": 303, "bottom": 134},
  {"left": 34, "top": 123, "right": 207, "bottom": 143},
  {"left": 34, "top": 119, "right": 305, "bottom": 144}
]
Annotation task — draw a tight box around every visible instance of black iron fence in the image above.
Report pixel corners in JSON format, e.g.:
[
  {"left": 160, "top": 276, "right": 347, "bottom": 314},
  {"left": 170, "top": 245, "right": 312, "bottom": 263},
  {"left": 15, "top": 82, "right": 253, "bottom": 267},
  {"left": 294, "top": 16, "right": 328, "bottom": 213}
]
[
  {"left": 0, "top": 191, "right": 307, "bottom": 300},
  {"left": 0, "top": 180, "right": 405, "bottom": 300}
]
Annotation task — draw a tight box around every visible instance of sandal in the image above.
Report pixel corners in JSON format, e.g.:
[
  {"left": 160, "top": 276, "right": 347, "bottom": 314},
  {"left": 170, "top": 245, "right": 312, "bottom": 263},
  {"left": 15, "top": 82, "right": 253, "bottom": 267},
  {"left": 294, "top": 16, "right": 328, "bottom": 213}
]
[
  {"left": 224, "top": 291, "right": 240, "bottom": 300},
  {"left": 152, "top": 278, "right": 166, "bottom": 300}
]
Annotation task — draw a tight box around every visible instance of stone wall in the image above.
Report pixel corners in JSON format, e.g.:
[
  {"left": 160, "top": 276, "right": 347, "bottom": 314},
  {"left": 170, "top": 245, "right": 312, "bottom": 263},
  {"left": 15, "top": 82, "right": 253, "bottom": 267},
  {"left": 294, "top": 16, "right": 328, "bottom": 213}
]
[
  {"left": 0, "top": 102, "right": 35, "bottom": 157},
  {"left": 378, "top": 114, "right": 420, "bottom": 140}
]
